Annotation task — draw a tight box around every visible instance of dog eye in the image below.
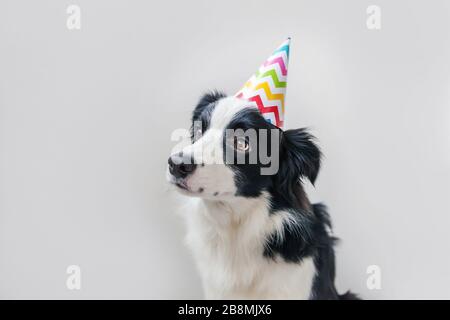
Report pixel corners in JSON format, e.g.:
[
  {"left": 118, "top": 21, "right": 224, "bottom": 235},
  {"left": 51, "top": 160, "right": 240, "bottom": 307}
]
[{"left": 235, "top": 137, "right": 250, "bottom": 152}]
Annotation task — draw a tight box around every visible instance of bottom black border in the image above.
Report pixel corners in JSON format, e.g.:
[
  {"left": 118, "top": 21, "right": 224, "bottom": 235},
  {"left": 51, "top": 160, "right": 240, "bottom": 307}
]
[{"left": 1, "top": 300, "right": 449, "bottom": 318}]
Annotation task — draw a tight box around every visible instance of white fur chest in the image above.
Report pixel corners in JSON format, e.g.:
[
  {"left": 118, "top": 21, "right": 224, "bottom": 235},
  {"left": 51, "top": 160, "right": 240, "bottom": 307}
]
[{"left": 183, "top": 196, "right": 316, "bottom": 299}]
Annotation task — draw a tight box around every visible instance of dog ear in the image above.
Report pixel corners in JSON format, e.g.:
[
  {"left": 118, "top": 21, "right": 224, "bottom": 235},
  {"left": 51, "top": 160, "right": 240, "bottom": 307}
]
[
  {"left": 192, "top": 90, "right": 226, "bottom": 122},
  {"left": 275, "top": 128, "right": 321, "bottom": 195}
]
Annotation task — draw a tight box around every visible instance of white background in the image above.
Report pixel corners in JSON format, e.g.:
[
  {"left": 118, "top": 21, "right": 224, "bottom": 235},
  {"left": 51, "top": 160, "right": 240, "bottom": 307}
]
[{"left": 1, "top": 0, "right": 449, "bottom": 299}]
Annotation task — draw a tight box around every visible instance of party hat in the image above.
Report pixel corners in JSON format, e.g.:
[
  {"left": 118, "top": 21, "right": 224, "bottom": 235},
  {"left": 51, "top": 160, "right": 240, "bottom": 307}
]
[{"left": 235, "top": 38, "right": 290, "bottom": 128}]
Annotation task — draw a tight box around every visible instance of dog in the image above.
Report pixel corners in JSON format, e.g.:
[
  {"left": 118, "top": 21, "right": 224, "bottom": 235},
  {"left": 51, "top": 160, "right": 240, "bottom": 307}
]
[{"left": 167, "top": 91, "right": 358, "bottom": 299}]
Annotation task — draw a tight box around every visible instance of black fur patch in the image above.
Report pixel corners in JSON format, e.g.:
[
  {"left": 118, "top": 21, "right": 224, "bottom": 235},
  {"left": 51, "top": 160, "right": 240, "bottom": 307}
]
[
  {"left": 223, "top": 108, "right": 280, "bottom": 197},
  {"left": 264, "top": 204, "right": 358, "bottom": 300},
  {"left": 191, "top": 90, "right": 226, "bottom": 140},
  {"left": 273, "top": 128, "right": 321, "bottom": 209}
]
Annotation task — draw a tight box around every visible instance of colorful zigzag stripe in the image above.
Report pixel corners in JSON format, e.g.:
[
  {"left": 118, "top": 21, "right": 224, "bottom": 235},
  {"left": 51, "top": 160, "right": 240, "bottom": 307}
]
[{"left": 235, "top": 38, "right": 290, "bottom": 128}]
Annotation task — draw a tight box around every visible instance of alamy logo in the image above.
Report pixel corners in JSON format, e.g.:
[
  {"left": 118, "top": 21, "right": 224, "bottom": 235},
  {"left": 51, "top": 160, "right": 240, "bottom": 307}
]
[
  {"left": 366, "top": 5, "right": 381, "bottom": 30},
  {"left": 66, "top": 5, "right": 81, "bottom": 30},
  {"left": 170, "top": 122, "right": 281, "bottom": 175},
  {"left": 366, "top": 265, "right": 382, "bottom": 290},
  {"left": 66, "top": 265, "right": 81, "bottom": 290}
]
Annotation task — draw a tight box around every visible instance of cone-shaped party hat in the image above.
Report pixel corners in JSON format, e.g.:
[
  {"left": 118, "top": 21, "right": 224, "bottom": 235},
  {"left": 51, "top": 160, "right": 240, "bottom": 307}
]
[{"left": 235, "top": 38, "right": 290, "bottom": 128}]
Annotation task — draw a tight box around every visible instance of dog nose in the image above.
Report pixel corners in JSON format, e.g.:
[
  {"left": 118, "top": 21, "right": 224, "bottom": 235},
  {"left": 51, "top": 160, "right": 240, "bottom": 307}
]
[{"left": 168, "top": 152, "right": 197, "bottom": 178}]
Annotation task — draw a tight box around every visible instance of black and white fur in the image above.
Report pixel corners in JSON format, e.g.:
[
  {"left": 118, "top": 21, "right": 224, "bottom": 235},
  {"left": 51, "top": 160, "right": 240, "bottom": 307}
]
[{"left": 167, "top": 91, "right": 358, "bottom": 299}]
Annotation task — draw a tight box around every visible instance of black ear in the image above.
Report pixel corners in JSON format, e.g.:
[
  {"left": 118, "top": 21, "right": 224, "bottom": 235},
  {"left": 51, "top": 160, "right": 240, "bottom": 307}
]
[
  {"left": 192, "top": 90, "right": 226, "bottom": 122},
  {"left": 275, "top": 128, "right": 322, "bottom": 195}
]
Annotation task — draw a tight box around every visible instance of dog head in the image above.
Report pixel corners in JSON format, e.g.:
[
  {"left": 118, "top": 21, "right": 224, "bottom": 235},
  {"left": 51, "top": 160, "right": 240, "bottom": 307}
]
[{"left": 167, "top": 91, "right": 321, "bottom": 207}]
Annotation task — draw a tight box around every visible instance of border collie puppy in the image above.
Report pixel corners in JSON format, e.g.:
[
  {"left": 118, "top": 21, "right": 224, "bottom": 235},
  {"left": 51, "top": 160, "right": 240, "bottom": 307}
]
[{"left": 167, "top": 91, "right": 357, "bottom": 300}]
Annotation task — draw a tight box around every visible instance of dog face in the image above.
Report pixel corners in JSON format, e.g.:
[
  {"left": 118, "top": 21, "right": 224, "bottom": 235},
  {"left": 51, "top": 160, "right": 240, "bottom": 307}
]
[{"left": 167, "top": 92, "right": 321, "bottom": 205}]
